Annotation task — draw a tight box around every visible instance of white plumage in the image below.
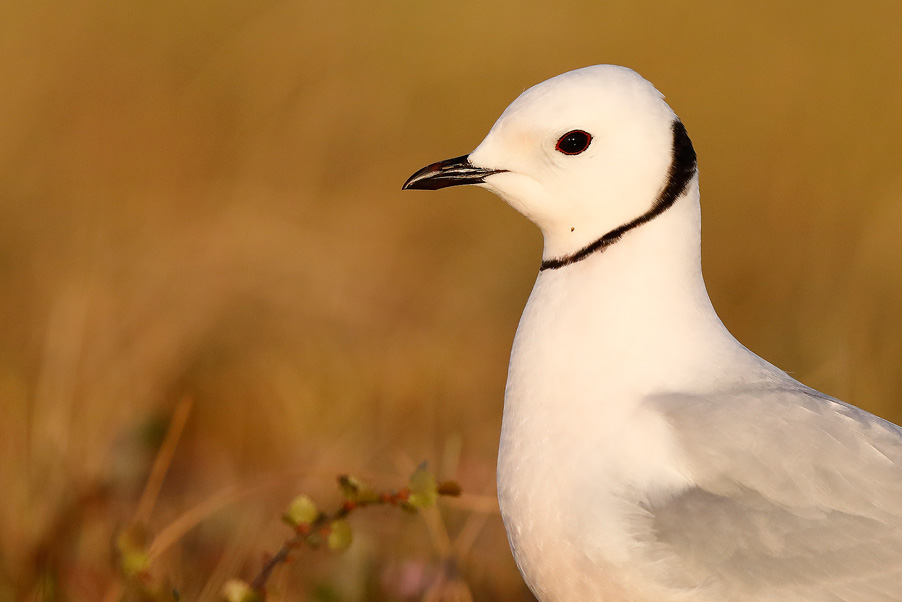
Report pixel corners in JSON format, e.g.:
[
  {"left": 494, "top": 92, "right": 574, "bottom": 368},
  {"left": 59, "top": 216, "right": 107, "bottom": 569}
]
[{"left": 403, "top": 65, "right": 902, "bottom": 601}]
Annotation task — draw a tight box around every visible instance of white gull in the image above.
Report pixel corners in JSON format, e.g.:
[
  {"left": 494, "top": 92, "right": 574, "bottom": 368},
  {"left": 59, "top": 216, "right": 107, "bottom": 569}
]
[{"left": 403, "top": 65, "right": 902, "bottom": 601}]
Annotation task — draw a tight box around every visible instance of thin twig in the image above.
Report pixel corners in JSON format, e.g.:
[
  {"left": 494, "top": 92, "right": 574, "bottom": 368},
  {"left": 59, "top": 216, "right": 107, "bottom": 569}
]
[
  {"left": 102, "top": 396, "right": 193, "bottom": 602},
  {"left": 248, "top": 474, "right": 448, "bottom": 596},
  {"left": 251, "top": 542, "right": 295, "bottom": 591},
  {"left": 135, "top": 396, "right": 194, "bottom": 524}
]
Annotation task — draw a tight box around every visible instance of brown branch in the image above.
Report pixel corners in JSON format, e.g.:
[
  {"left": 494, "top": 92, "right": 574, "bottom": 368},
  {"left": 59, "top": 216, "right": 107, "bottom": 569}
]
[
  {"left": 250, "top": 541, "right": 295, "bottom": 592},
  {"left": 248, "top": 472, "right": 460, "bottom": 598},
  {"left": 135, "top": 395, "right": 194, "bottom": 524}
]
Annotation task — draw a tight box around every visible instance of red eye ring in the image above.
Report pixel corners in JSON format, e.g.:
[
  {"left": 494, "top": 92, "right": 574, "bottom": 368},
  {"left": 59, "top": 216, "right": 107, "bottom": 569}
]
[{"left": 555, "top": 130, "right": 592, "bottom": 155}]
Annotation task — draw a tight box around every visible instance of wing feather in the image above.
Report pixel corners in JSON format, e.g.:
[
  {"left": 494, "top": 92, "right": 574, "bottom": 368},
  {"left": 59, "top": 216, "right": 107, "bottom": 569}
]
[{"left": 645, "top": 384, "right": 902, "bottom": 599}]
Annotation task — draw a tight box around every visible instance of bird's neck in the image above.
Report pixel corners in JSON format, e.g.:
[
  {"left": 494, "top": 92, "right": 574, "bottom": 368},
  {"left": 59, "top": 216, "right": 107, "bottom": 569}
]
[
  {"left": 497, "top": 182, "right": 753, "bottom": 595},
  {"left": 510, "top": 180, "right": 743, "bottom": 404}
]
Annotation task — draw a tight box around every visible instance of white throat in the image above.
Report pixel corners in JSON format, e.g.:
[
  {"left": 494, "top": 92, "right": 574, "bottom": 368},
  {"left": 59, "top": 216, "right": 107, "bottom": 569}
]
[{"left": 511, "top": 176, "right": 736, "bottom": 399}]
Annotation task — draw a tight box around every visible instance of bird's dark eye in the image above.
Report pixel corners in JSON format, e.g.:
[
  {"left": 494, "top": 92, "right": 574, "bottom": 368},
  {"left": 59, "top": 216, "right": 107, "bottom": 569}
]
[{"left": 555, "top": 130, "right": 592, "bottom": 155}]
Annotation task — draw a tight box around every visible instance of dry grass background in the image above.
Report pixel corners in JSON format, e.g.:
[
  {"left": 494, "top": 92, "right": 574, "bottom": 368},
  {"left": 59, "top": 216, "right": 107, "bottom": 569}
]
[{"left": 2, "top": 1, "right": 902, "bottom": 601}]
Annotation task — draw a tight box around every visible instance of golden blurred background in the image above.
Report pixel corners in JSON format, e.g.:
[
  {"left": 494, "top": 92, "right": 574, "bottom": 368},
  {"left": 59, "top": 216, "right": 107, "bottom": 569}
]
[{"left": 2, "top": 1, "right": 902, "bottom": 600}]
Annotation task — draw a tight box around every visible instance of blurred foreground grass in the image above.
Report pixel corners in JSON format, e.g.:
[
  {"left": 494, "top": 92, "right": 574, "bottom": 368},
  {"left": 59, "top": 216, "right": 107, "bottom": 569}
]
[{"left": 1, "top": 1, "right": 902, "bottom": 600}]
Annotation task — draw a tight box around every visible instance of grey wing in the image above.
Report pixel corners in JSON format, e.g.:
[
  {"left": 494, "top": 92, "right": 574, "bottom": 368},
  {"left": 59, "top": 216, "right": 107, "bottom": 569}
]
[{"left": 648, "top": 385, "right": 902, "bottom": 601}]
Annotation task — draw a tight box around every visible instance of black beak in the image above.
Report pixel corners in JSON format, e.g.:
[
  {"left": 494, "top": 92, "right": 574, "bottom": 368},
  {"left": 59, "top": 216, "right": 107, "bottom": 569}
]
[{"left": 402, "top": 154, "right": 506, "bottom": 191}]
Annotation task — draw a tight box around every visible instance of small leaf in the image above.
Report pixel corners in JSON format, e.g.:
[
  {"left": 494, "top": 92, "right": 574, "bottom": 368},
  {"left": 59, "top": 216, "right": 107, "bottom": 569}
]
[
  {"left": 355, "top": 488, "right": 381, "bottom": 505},
  {"left": 120, "top": 548, "right": 150, "bottom": 578},
  {"left": 115, "top": 526, "right": 150, "bottom": 578},
  {"left": 327, "top": 519, "right": 352, "bottom": 550},
  {"left": 337, "top": 475, "right": 360, "bottom": 498},
  {"left": 222, "top": 579, "right": 263, "bottom": 602},
  {"left": 283, "top": 494, "right": 319, "bottom": 527},
  {"left": 338, "top": 475, "right": 378, "bottom": 504},
  {"left": 437, "top": 480, "right": 462, "bottom": 497},
  {"left": 407, "top": 464, "right": 438, "bottom": 509}
]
